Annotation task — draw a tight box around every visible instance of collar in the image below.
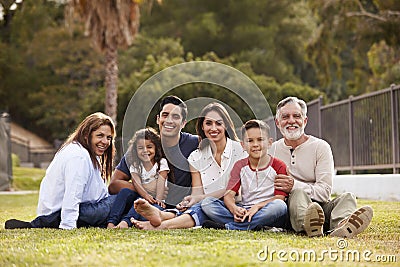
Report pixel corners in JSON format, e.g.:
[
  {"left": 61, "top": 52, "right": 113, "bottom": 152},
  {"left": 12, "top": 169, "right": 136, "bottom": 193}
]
[{"left": 204, "top": 138, "right": 233, "bottom": 160}]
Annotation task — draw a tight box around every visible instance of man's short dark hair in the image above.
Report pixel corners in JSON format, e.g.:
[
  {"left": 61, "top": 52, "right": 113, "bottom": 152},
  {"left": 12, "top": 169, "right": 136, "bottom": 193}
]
[
  {"left": 241, "top": 119, "right": 270, "bottom": 140},
  {"left": 160, "top": 95, "right": 188, "bottom": 121}
]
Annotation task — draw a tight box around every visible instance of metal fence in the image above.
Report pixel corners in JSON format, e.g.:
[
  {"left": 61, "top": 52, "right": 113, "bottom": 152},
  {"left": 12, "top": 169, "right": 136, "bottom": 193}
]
[{"left": 267, "top": 85, "right": 400, "bottom": 174}]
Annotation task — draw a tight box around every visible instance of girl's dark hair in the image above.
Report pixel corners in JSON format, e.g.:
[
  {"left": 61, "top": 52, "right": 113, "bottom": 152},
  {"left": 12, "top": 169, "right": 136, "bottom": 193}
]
[
  {"left": 126, "top": 127, "right": 174, "bottom": 182},
  {"left": 60, "top": 112, "right": 116, "bottom": 180},
  {"left": 195, "top": 102, "right": 239, "bottom": 150}
]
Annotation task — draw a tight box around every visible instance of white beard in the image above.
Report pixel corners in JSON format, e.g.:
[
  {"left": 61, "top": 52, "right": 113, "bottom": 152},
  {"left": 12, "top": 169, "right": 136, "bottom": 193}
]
[{"left": 280, "top": 125, "right": 304, "bottom": 141}]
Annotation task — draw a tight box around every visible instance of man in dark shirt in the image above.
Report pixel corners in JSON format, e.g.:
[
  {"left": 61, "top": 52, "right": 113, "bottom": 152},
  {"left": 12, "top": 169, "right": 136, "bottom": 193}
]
[{"left": 109, "top": 96, "right": 198, "bottom": 208}]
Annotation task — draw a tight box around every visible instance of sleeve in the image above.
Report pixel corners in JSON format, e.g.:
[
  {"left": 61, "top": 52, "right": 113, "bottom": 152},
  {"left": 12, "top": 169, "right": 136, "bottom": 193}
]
[
  {"left": 272, "top": 157, "right": 288, "bottom": 197},
  {"left": 129, "top": 164, "right": 139, "bottom": 175},
  {"left": 159, "top": 158, "right": 170, "bottom": 172},
  {"left": 188, "top": 150, "right": 200, "bottom": 171},
  {"left": 115, "top": 155, "right": 130, "bottom": 176},
  {"left": 59, "top": 156, "right": 90, "bottom": 229},
  {"left": 291, "top": 141, "right": 333, "bottom": 202},
  {"left": 226, "top": 159, "right": 244, "bottom": 194}
]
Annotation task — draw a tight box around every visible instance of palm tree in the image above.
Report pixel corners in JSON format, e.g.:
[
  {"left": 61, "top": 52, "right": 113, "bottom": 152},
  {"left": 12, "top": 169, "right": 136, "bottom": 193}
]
[{"left": 67, "top": 0, "right": 140, "bottom": 124}]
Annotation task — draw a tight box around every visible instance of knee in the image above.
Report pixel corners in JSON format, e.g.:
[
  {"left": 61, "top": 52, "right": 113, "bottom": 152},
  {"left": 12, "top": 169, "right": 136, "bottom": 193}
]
[
  {"left": 201, "top": 196, "right": 218, "bottom": 209},
  {"left": 339, "top": 192, "right": 356, "bottom": 201},
  {"left": 272, "top": 198, "right": 287, "bottom": 208},
  {"left": 336, "top": 192, "right": 357, "bottom": 205},
  {"left": 271, "top": 199, "right": 288, "bottom": 213},
  {"left": 120, "top": 188, "right": 133, "bottom": 195},
  {"left": 290, "top": 188, "right": 308, "bottom": 199},
  {"left": 288, "top": 189, "right": 310, "bottom": 205}
]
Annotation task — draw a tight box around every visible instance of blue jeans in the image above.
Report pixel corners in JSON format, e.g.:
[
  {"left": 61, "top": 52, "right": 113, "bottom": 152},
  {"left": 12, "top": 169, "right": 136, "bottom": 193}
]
[
  {"left": 201, "top": 197, "right": 287, "bottom": 230},
  {"left": 31, "top": 195, "right": 117, "bottom": 228},
  {"left": 107, "top": 188, "right": 141, "bottom": 226},
  {"left": 182, "top": 201, "right": 210, "bottom": 227}
]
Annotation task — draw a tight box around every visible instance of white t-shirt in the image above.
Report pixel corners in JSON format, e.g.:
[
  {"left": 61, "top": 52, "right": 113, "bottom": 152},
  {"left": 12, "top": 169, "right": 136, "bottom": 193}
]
[{"left": 129, "top": 158, "right": 170, "bottom": 197}]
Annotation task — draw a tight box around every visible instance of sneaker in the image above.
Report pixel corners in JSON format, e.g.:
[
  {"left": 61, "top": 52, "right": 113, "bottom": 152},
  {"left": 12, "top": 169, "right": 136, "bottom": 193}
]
[
  {"left": 330, "top": 206, "right": 373, "bottom": 238},
  {"left": 303, "top": 202, "right": 325, "bottom": 237},
  {"left": 202, "top": 220, "right": 225, "bottom": 230},
  {"left": 5, "top": 219, "right": 32, "bottom": 229}
]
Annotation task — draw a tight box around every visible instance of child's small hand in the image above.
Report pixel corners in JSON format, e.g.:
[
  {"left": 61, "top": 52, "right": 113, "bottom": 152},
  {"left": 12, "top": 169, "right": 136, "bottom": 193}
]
[
  {"left": 233, "top": 206, "right": 247, "bottom": 222},
  {"left": 144, "top": 195, "right": 156, "bottom": 205},
  {"left": 176, "top": 195, "right": 195, "bottom": 211},
  {"left": 245, "top": 206, "right": 260, "bottom": 222}
]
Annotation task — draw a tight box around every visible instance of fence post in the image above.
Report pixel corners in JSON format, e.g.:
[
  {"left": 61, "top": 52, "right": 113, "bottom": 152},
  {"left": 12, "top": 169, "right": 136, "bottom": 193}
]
[
  {"left": 318, "top": 96, "right": 323, "bottom": 138},
  {"left": 0, "top": 112, "right": 12, "bottom": 190},
  {"left": 390, "top": 84, "right": 399, "bottom": 173},
  {"left": 348, "top": 96, "right": 354, "bottom": 174}
]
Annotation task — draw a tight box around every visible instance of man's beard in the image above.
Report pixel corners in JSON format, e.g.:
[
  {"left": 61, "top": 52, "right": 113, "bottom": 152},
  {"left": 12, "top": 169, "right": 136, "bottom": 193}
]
[{"left": 280, "top": 124, "right": 304, "bottom": 141}]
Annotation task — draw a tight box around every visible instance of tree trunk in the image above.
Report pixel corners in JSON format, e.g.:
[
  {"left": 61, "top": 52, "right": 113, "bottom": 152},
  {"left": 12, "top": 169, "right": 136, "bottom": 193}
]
[{"left": 104, "top": 45, "right": 118, "bottom": 124}]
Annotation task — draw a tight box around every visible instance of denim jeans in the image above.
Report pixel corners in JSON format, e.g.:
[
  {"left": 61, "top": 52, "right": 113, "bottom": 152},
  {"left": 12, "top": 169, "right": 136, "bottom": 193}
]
[
  {"left": 201, "top": 197, "right": 287, "bottom": 230},
  {"left": 107, "top": 188, "right": 141, "bottom": 226},
  {"left": 182, "top": 201, "right": 210, "bottom": 227},
  {"left": 108, "top": 188, "right": 165, "bottom": 227},
  {"left": 30, "top": 195, "right": 117, "bottom": 228}
]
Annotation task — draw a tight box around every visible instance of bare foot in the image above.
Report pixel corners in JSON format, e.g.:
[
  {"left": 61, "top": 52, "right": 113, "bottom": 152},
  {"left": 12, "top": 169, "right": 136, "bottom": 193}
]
[
  {"left": 130, "top": 218, "right": 159, "bottom": 230},
  {"left": 116, "top": 221, "right": 129, "bottom": 229},
  {"left": 107, "top": 222, "right": 116, "bottom": 229},
  {"left": 134, "top": 199, "right": 162, "bottom": 227}
]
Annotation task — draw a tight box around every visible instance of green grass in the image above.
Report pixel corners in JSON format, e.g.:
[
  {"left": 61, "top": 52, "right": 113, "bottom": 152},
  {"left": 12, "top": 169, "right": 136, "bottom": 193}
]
[
  {"left": 0, "top": 193, "right": 399, "bottom": 267},
  {"left": 2, "top": 167, "right": 399, "bottom": 266},
  {"left": 11, "top": 167, "right": 46, "bottom": 191}
]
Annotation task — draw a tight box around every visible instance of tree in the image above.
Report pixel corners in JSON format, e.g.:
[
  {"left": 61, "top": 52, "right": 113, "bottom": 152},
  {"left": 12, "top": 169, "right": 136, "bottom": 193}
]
[
  {"left": 67, "top": 0, "right": 140, "bottom": 123},
  {"left": 306, "top": 0, "right": 400, "bottom": 100},
  {"left": 140, "top": 0, "right": 317, "bottom": 85}
]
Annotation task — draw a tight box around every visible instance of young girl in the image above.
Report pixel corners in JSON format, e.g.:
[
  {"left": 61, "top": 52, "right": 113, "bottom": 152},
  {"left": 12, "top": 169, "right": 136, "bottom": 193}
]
[{"left": 107, "top": 127, "right": 170, "bottom": 228}]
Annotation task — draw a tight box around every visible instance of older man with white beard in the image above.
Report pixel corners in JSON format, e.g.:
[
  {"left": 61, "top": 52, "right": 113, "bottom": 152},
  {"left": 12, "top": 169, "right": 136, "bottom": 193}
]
[{"left": 269, "top": 96, "right": 373, "bottom": 238}]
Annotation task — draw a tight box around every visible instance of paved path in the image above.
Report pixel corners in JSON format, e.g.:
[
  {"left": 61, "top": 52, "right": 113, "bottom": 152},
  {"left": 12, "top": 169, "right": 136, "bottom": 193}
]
[{"left": 0, "top": 190, "right": 38, "bottom": 195}]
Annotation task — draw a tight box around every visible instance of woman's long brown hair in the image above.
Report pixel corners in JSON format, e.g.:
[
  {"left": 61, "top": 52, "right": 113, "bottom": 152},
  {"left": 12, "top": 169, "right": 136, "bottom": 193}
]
[{"left": 59, "top": 112, "right": 116, "bottom": 180}]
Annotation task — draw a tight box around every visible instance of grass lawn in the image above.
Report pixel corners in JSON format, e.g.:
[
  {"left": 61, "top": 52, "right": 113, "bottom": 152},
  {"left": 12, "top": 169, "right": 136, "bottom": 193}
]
[
  {"left": 0, "top": 168, "right": 399, "bottom": 266},
  {"left": 10, "top": 167, "right": 46, "bottom": 191}
]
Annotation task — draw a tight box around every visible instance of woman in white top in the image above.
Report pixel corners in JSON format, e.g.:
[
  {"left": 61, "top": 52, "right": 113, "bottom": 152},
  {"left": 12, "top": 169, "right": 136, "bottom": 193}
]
[
  {"left": 5, "top": 112, "right": 117, "bottom": 230},
  {"left": 131, "top": 102, "right": 247, "bottom": 230}
]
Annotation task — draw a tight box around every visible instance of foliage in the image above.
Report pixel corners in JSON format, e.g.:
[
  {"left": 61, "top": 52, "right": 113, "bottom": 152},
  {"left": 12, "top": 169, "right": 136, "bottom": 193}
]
[
  {"left": 367, "top": 40, "right": 400, "bottom": 91},
  {"left": 306, "top": 0, "right": 400, "bottom": 100},
  {"left": 140, "top": 0, "right": 317, "bottom": 84},
  {"left": 27, "top": 27, "right": 105, "bottom": 140},
  {"left": 0, "top": 194, "right": 399, "bottom": 266},
  {"left": 11, "top": 153, "right": 20, "bottom": 167},
  {"left": 0, "top": 0, "right": 398, "bottom": 142}
]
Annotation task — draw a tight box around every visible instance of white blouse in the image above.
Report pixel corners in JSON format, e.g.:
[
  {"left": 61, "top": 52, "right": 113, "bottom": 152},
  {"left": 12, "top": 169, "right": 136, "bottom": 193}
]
[
  {"left": 188, "top": 138, "right": 247, "bottom": 194},
  {"left": 37, "top": 142, "right": 109, "bottom": 229}
]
